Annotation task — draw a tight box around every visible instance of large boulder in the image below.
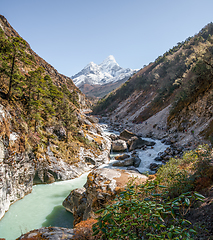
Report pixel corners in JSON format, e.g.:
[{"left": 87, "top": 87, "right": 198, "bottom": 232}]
[
  {"left": 112, "top": 156, "right": 141, "bottom": 168},
  {"left": 112, "top": 140, "right": 128, "bottom": 152},
  {"left": 112, "top": 158, "right": 134, "bottom": 167},
  {"left": 63, "top": 168, "right": 147, "bottom": 225},
  {"left": 133, "top": 156, "right": 141, "bottom": 168},
  {"left": 128, "top": 136, "right": 155, "bottom": 151},
  {"left": 114, "top": 154, "right": 130, "bottom": 160},
  {"left": 119, "top": 129, "right": 137, "bottom": 141},
  {"left": 149, "top": 163, "right": 161, "bottom": 172}
]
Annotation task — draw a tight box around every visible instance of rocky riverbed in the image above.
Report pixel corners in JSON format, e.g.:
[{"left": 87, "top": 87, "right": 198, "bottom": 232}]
[
  {"left": 61, "top": 122, "right": 186, "bottom": 227},
  {"left": 14, "top": 116, "right": 201, "bottom": 239}
]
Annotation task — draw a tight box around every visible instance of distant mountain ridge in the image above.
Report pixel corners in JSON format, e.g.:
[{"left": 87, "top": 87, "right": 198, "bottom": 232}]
[{"left": 72, "top": 55, "right": 138, "bottom": 98}]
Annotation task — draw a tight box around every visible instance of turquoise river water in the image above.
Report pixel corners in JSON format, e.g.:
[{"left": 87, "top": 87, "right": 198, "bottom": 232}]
[{"left": 0, "top": 173, "right": 88, "bottom": 240}]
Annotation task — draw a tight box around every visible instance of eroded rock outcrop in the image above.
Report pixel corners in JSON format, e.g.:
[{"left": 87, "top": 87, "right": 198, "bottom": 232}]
[
  {"left": 112, "top": 157, "right": 134, "bottom": 167},
  {"left": 114, "top": 129, "right": 155, "bottom": 152},
  {"left": 0, "top": 152, "right": 35, "bottom": 220},
  {"left": 112, "top": 156, "right": 141, "bottom": 168},
  {"left": 119, "top": 129, "right": 137, "bottom": 141},
  {"left": 63, "top": 168, "right": 148, "bottom": 225}
]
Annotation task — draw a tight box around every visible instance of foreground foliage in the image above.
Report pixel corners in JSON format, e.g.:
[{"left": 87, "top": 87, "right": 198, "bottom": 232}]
[
  {"left": 93, "top": 180, "right": 204, "bottom": 239},
  {"left": 92, "top": 145, "right": 212, "bottom": 239}
]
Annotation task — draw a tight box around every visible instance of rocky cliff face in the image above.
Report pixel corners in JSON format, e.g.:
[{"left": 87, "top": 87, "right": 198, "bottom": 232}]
[
  {"left": 0, "top": 152, "right": 35, "bottom": 220},
  {"left": 0, "top": 104, "right": 34, "bottom": 219},
  {"left": 106, "top": 86, "right": 213, "bottom": 148}
]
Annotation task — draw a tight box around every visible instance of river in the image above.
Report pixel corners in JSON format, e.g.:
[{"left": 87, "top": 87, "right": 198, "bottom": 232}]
[
  {"left": 0, "top": 173, "right": 88, "bottom": 240},
  {"left": 0, "top": 124, "right": 168, "bottom": 239}
]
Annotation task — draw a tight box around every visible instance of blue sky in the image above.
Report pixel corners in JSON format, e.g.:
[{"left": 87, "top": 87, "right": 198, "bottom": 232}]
[{"left": 2, "top": 0, "right": 213, "bottom": 76}]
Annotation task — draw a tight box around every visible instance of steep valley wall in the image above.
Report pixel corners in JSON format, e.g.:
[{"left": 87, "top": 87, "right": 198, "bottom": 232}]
[{"left": 108, "top": 88, "right": 213, "bottom": 148}]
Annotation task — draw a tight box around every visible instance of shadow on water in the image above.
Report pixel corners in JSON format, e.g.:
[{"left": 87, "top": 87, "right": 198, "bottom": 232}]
[
  {"left": 42, "top": 205, "right": 74, "bottom": 228},
  {"left": 50, "top": 190, "right": 71, "bottom": 198}
]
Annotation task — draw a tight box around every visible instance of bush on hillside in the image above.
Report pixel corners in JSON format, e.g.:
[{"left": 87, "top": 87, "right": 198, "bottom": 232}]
[
  {"left": 157, "top": 145, "right": 213, "bottom": 196},
  {"left": 92, "top": 179, "right": 204, "bottom": 239}
]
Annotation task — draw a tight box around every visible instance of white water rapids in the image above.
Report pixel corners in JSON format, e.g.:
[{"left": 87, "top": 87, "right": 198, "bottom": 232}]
[
  {"left": 100, "top": 124, "right": 168, "bottom": 174},
  {"left": 0, "top": 124, "right": 168, "bottom": 239}
]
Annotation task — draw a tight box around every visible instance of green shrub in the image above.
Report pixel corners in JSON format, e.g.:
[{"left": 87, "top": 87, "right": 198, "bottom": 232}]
[
  {"left": 92, "top": 180, "right": 204, "bottom": 239},
  {"left": 157, "top": 145, "right": 212, "bottom": 196},
  {"left": 156, "top": 151, "right": 198, "bottom": 197}
]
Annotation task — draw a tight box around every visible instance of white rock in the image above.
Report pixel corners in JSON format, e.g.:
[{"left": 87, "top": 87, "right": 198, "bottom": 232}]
[{"left": 112, "top": 139, "right": 128, "bottom": 152}]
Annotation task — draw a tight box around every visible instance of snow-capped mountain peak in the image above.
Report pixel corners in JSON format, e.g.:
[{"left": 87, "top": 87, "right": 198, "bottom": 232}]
[
  {"left": 72, "top": 55, "right": 137, "bottom": 87},
  {"left": 83, "top": 62, "right": 98, "bottom": 73},
  {"left": 103, "top": 55, "right": 116, "bottom": 63}
]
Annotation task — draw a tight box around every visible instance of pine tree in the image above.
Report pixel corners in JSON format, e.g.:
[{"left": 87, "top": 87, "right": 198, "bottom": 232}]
[
  {"left": 59, "top": 97, "right": 76, "bottom": 142},
  {"left": 26, "top": 67, "right": 45, "bottom": 132}
]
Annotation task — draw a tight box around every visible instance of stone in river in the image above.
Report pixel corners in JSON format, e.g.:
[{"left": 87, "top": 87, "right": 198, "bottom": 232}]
[
  {"left": 149, "top": 163, "right": 161, "bottom": 172},
  {"left": 133, "top": 156, "right": 141, "bottom": 168},
  {"left": 114, "top": 154, "right": 130, "bottom": 160},
  {"left": 119, "top": 129, "right": 137, "bottom": 141},
  {"left": 126, "top": 166, "right": 141, "bottom": 173},
  {"left": 128, "top": 136, "right": 155, "bottom": 151},
  {"left": 111, "top": 140, "right": 128, "bottom": 152},
  {"left": 154, "top": 156, "right": 162, "bottom": 162},
  {"left": 112, "top": 158, "right": 134, "bottom": 167}
]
